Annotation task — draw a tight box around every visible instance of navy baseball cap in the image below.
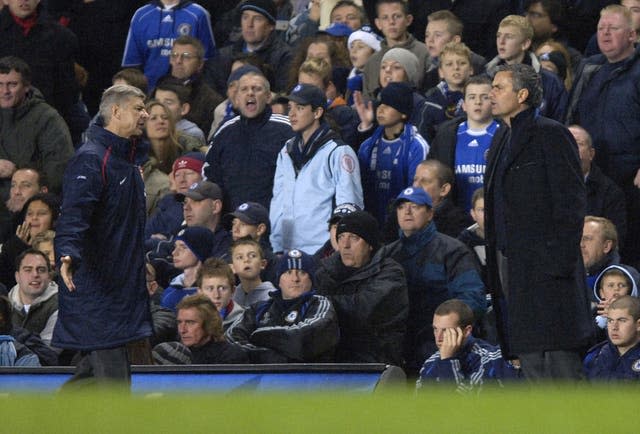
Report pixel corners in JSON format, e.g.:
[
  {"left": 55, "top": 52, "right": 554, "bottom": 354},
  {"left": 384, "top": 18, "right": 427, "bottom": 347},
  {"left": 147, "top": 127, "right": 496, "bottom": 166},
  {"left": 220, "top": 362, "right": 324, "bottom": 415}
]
[
  {"left": 286, "top": 83, "right": 326, "bottom": 109},
  {"left": 176, "top": 180, "right": 222, "bottom": 202},
  {"left": 328, "top": 202, "right": 363, "bottom": 225},
  {"left": 240, "top": 0, "right": 277, "bottom": 24},
  {"left": 223, "top": 201, "right": 270, "bottom": 231},
  {"left": 394, "top": 186, "right": 433, "bottom": 208}
]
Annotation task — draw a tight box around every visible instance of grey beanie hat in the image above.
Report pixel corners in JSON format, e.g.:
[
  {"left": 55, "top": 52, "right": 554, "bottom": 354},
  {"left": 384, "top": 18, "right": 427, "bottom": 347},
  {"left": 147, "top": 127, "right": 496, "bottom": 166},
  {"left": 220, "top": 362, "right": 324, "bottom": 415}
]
[{"left": 381, "top": 48, "right": 421, "bottom": 88}]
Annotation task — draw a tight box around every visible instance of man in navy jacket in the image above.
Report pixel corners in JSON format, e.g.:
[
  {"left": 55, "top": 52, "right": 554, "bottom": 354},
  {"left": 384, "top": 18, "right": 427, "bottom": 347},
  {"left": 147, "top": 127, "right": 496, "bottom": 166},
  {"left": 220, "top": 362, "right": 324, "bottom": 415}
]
[{"left": 54, "top": 84, "right": 153, "bottom": 386}]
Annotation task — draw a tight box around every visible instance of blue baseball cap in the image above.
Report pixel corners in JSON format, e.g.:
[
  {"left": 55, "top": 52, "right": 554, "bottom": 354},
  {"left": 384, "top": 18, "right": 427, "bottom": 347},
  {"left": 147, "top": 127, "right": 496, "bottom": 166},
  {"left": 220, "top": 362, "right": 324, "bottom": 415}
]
[
  {"left": 287, "top": 83, "right": 326, "bottom": 109},
  {"left": 321, "top": 22, "right": 353, "bottom": 37},
  {"left": 394, "top": 186, "right": 433, "bottom": 208}
]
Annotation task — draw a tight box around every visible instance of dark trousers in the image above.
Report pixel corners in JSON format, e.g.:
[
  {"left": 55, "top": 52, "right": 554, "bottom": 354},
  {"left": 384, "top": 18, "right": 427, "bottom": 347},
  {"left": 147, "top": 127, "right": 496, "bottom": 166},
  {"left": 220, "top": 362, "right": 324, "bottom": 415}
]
[
  {"left": 518, "top": 350, "right": 584, "bottom": 382},
  {"left": 62, "top": 346, "right": 131, "bottom": 391}
]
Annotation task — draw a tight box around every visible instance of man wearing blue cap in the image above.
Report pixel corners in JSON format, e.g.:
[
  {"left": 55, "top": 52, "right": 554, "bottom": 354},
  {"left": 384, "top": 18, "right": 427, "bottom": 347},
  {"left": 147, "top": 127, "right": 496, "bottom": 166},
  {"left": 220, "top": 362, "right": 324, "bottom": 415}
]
[
  {"left": 270, "top": 83, "right": 363, "bottom": 255},
  {"left": 389, "top": 186, "right": 486, "bottom": 374},
  {"left": 225, "top": 249, "right": 339, "bottom": 362},
  {"left": 204, "top": 0, "right": 293, "bottom": 94}
]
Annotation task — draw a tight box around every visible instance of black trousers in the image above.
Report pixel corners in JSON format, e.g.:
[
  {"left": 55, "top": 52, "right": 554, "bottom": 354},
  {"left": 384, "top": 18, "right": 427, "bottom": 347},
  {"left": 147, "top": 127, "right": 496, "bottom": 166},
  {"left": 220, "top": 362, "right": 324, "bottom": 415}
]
[
  {"left": 518, "top": 350, "right": 584, "bottom": 382},
  {"left": 62, "top": 346, "right": 131, "bottom": 391}
]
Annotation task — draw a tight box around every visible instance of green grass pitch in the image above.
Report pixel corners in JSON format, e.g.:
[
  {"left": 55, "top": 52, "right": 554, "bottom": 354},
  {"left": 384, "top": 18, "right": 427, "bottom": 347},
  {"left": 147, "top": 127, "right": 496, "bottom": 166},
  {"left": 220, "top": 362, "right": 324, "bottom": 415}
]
[{"left": 1, "top": 385, "right": 637, "bottom": 433}]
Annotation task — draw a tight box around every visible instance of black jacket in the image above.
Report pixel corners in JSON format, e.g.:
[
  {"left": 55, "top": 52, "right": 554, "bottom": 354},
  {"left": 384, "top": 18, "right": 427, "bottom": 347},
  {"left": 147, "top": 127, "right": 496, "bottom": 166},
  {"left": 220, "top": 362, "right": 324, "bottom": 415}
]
[
  {"left": 315, "top": 245, "right": 408, "bottom": 366},
  {"left": 484, "top": 108, "right": 592, "bottom": 356},
  {"left": 585, "top": 164, "right": 627, "bottom": 245}
]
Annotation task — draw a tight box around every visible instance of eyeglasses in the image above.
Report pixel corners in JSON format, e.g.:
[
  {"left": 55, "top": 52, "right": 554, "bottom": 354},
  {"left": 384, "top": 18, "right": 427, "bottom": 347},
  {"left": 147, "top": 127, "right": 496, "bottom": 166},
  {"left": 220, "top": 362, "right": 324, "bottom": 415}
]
[{"left": 170, "top": 52, "right": 198, "bottom": 61}]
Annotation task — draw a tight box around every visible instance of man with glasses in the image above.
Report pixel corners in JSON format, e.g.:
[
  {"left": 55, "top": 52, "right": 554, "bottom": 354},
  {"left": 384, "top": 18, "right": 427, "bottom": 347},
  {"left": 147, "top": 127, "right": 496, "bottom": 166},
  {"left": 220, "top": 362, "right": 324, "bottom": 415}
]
[
  {"left": 122, "top": 0, "right": 216, "bottom": 89},
  {"left": 161, "top": 36, "right": 223, "bottom": 138}
]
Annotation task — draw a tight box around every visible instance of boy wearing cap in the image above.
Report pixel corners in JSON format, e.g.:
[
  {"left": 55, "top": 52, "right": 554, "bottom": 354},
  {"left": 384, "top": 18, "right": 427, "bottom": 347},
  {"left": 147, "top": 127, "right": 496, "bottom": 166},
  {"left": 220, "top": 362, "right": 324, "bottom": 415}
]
[
  {"left": 315, "top": 210, "right": 408, "bottom": 365},
  {"left": 270, "top": 83, "right": 363, "bottom": 255},
  {"left": 388, "top": 186, "right": 486, "bottom": 374},
  {"left": 226, "top": 249, "right": 339, "bottom": 363},
  {"left": 358, "top": 81, "right": 429, "bottom": 226},
  {"left": 161, "top": 226, "right": 216, "bottom": 312}
]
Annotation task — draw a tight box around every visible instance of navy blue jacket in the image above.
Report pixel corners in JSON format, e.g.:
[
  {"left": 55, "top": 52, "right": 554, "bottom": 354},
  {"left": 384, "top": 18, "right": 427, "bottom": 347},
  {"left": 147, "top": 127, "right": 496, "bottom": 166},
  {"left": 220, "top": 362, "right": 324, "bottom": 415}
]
[
  {"left": 204, "top": 107, "right": 293, "bottom": 212},
  {"left": 53, "top": 125, "right": 152, "bottom": 351},
  {"left": 584, "top": 340, "right": 640, "bottom": 381},
  {"left": 389, "top": 222, "right": 486, "bottom": 371}
]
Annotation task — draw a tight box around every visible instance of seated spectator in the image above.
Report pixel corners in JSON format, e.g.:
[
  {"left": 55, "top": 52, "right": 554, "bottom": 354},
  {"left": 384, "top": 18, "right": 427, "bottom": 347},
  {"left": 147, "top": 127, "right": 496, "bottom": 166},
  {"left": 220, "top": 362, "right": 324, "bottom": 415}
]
[
  {"left": 0, "top": 56, "right": 74, "bottom": 196},
  {"left": 146, "top": 152, "right": 205, "bottom": 240},
  {"left": 197, "top": 258, "right": 245, "bottom": 330},
  {"left": 314, "top": 202, "right": 362, "bottom": 260},
  {"left": 230, "top": 238, "right": 277, "bottom": 308},
  {"left": 389, "top": 187, "right": 486, "bottom": 373},
  {"left": 0, "top": 193, "right": 59, "bottom": 288},
  {"left": 161, "top": 226, "right": 216, "bottom": 312},
  {"left": 112, "top": 68, "right": 149, "bottom": 95},
  {"left": 358, "top": 82, "right": 429, "bottom": 226},
  {"left": 458, "top": 188, "right": 488, "bottom": 285},
  {"left": 569, "top": 125, "right": 627, "bottom": 247},
  {"left": 7, "top": 249, "right": 58, "bottom": 346},
  {"left": 416, "top": 299, "right": 519, "bottom": 391},
  {"left": 428, "top": 75, "right": 501, "bottom": 211},
  {"left": 154, "top": 294, "right": 249, "bottom": 364},
  {"left": 421, "top": 10, "right": 487, "bottom": 93},
  {"left": 584, "top": 295, "right": 640, "bottom": 381},
  {"left": 31, "top": 230, "right": 57, "bottom": 278},
  {"left": 145, "top": 262, "right": 178, "bottom": 347},
  {"left": 223, "top": 201, "right": 277, "bottom": 284},
  {"left": 269, "top": 83, "right": 363, "bottom": 254},
  {"left": 412, "top": 159, "right": 473, "bottom": 238},
  {"left": 0, "top": 167, "right": 48, "bottom": 245},
  {"left": 592, "top": 265, "right": 639, "bottom": 343},
  {"left": 316, "top": 211, "right": 408, "bottom": 365},
  {"left": 581, "top": 216, "right": 630, "bottom": 298},
  {"left": 122, "top": 0, "right": 216, "bottom": 89},
  {"left": 226, "top": 249, "right": 339, "bottom": 363},
  {"left": 420, "top": 42, "right": 473, "bottom": 142},
  {"left": 142, "top": 100, "right": 175, "bottom": 215},
  {"left": 346, "top": 25, "right": 382, "bottom": 104},
  {"left": 153, "top": 79, "right": 207, "bottom": 151},
  {"left": 0, "top": 295, "right": 40, "bottom": 367}
]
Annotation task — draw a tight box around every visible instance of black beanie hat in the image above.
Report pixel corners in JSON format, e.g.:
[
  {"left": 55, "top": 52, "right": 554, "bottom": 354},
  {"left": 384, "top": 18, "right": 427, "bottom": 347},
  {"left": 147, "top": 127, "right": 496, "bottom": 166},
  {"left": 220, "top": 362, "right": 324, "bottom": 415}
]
[{"left": 335, "top": 211, "right": 380, "bottom": 250}]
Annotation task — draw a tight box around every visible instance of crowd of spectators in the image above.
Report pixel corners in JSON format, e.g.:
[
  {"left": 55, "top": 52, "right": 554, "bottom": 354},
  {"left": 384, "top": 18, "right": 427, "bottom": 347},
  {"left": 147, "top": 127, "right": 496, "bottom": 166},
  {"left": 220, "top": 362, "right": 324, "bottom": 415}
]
[{"left": 1, "top": 0, "right": 639, "bottom": 388}]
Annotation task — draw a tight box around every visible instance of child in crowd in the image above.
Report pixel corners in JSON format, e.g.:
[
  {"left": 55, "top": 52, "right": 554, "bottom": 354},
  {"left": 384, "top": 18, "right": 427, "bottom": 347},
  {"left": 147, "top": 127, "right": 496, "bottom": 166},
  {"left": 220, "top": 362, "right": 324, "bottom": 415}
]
[
  {"left": 593, "top": 265, "right": 639, "bottom": 341},
  {"left": 161, "top": 226, "right": 215, "bottom": 312},
  {"left": 346, "top": 25, "right": 381, "bottom": 105},
  {"left": 458, "top": 188, "right": 487, "bottom": 277},
  {"left": 429, "top": 75, "right": 499, "bottom": 212},
  {"left": 421, "top": 41, "right": 473, "bottom": 142},
  {"left": 230, "top": 238, "right": 276, "bottom": 308},
  {"left": 358, "top": 81, "right": 429, "bottom": 226},
  {"left": 197, "top": 257, "right": 244, "bottom": 331},
  {"left": 223, "top": 201, "right": 278, "bottom": 284},
  {"left": 153, "top": 79, "right": 206, "bottom": 151}
]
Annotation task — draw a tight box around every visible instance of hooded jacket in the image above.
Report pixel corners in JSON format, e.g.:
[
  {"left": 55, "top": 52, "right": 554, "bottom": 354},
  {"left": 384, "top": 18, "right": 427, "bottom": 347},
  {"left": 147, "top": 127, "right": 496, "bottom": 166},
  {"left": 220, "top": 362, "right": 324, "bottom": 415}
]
[
  {"left": 0, "top": 88, "right": 74, "bottom": 196},
  {"left": 122, "top": 0, "right": 216, "bottom": 89},
  {"left": 53, "top": 124, "right": 153, "bottom": 351},
  {"left": 8, "top": 281, "right": 58, "bottom": 346},
  {"left": 270, "top": 123, "right": 363, "bottom": 253},
  {"left": 592, "top": 264, "right": 639, "bottom": 330}
]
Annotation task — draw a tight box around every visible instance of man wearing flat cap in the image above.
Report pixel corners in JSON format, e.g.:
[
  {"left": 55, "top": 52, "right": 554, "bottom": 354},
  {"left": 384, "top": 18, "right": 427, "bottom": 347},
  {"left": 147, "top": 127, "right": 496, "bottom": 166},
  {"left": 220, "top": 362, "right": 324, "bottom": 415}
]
[
  {"left": 388, "top": 186, "right": 486, "bottom": 374},
  {"left": 204, "top": 0, "right": 293, "bottom": 94},
  {"left": 315, "top": 210, "right": 408, "bottom": 366}
]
